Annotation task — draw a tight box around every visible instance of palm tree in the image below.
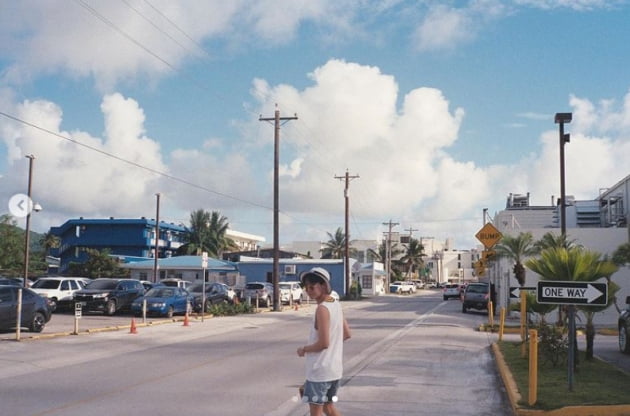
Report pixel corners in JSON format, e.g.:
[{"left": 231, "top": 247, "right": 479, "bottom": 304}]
[
  {"left": 321, "top": 227, "right": 350, "bottom": 259},
  {"left": 526, "top": 247, "right": 619, "bottom": 360},
  {"left": 494, "top": 232, "right": 537, "bottom": 287},
  {"left": 367, "top": 240, "right": 403, "bottom": 263},
  {"left": 534, "top": 232, "right": 580, "bottom": 252},
  {"left": 177, "top": 209, "right": 236, "bottom": 258},
  {"left": 400, "top": 238, "right": 425, "bottom": 278},
  {"left": 39, "top": 231, "right": 60, "bottom": 256}
]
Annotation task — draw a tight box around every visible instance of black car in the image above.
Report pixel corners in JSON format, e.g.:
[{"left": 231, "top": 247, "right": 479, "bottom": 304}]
[
  {"left": 0, "top": 277, "right": 23, "bottom": 286},
  {"left": 0, "top": 286, "right": 52, "bottom": 332},
  {"left": 462, "top": 282, "right": 491, "bottom": 313},
  {"left": 73, "top": 278, "right": 145, "bottom": 315},
  {"left": 619, "top": 296, "right": 630, "bottom": 354},
  {"left": 188, "top": 282, "right": 231, "bottom": 312}
]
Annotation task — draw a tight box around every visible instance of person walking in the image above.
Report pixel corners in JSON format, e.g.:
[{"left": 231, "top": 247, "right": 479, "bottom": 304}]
[{"left": 297, "top": 267, "right": 351, "bottom": 416}]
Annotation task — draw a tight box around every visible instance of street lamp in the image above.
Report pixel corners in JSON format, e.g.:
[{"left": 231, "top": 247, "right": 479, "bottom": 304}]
[
  {"left": 555, "top": 111, "right": 574, "bottom": 391},
  {"left": 23, "top": 154, "right": 42, "bottom": 287},
  {"left": 554, "top": 112, "right": 572, "bottom": 235}
]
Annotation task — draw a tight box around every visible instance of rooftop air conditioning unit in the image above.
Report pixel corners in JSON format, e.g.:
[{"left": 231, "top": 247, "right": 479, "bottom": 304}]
[{"left": 284, "top": 264, "right": 297, "bottom": 275}]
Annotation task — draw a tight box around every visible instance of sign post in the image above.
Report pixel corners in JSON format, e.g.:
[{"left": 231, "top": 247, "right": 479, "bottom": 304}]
[{"left": 73, "top": 302, "right": 82, "bottom": 335}]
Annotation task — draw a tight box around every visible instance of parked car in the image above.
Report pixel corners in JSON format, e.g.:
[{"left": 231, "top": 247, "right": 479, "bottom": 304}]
[
  {"left": 279, "top": 281, "right": 303, "bottom": 304},
  {"left": 242, "top": 282, "right": 274, "bottom": 307},
  {"left": 0, "top": 277, "right": 23, "bottom": 286},
  {"left": 140, "top": 280, "right": 165, "bottom": 292},
  {"left": 461, "top": 282, "right": 491, "bottom": 313},
  {"left": 73, "top": 278, "right": 145, "bottom": 315},
  {"left": 0, "top": 286, "right": 52, "bottom": 332},
  {"left": 442, "top": 283, "right": 461, "bottom": 300},
  {"left": 188, "top": 282, "right": 232, "bottom": 312},
  {"left": 131, "top": 286, "right": 193, "bottom": 318},
  {"left": 30, "top": 277, "right": 89, "bottom": 312},
  {"left": 619, "top": 296, "right": 630, "bottom": 354},
  {"left": 160, "top": 278, "right": 191, "bottom": 289},
  {"left": 390, "top": 281, "right": 414, "bottom": 294}
]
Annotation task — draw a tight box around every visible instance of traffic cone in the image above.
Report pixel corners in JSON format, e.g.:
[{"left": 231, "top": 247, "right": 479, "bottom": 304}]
[
  {"left": 129, "top": 318, "right": 138, "bottom": 334},
  {"left": 183, "top": 312, "right": 190, "bottom": 327}
]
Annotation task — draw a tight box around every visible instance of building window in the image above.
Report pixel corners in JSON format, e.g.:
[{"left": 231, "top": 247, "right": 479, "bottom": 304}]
[{"left": 361, "top": 276, "right": 373, "bottom": 289}]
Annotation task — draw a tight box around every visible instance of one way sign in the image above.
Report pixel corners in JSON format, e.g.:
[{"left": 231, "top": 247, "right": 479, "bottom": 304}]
[
  {"left": 509, "top": 286, "right": 535, "bottom": 298},
  {"left": 537, "top": 281, "right": 608, "bottom": 306}
]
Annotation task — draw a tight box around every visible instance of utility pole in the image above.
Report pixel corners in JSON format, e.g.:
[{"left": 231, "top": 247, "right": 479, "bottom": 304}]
[
  {"left": 259, "top": 106, "right": 297, "bottom": 312},
  {"left": 153, "top": 193, "right": 161, "bottom": 283},
  {"left": 382, "top": 220, "right": 399, "bottom": 291},
  {"left": 335, "top": 169, "right": 359, "bottom": 298},
  {"left": 404, "top": 227, "right": 418, "bottom": 240}
]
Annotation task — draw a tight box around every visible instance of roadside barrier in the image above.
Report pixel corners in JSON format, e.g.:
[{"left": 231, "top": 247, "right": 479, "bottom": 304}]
[
  {"left": 129, "top": 318, "right": 138, "bottom": 334},
  {"left": 182, "top": 313, "right": 190, "bottom": 327}
]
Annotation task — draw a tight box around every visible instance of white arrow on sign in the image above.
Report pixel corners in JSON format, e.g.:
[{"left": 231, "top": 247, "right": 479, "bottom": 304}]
[
  {"left": 542, "top": 283, "right": 604, "bottom": 303},
  {"left": 510, "top": 287, "right": 535, "bottom": 298}
]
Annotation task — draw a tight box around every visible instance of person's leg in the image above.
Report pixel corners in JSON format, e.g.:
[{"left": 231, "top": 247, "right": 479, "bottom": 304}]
[
  {"left": 309, "top": 403, "right": 324, "bottom": 416},
  {"left": 323, "top": 402, "right": 341, "bottom": 416}
]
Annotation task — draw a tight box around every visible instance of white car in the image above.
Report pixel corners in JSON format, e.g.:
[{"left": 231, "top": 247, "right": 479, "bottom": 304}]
[
  {"left": 279, "top": 281, "right": 303, "bottom": 304},
  {"left": 442, "top": 283, "right": 461, "bottom": 300},
  {"left": 390, "top": 281, "right": 414, "bottom": 294},
  {"left": 30, "top": 277, "right": 90, "bottom": 311}
]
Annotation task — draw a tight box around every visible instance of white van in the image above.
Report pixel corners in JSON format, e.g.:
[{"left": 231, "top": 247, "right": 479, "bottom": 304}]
[{"left": 30, "top": 277, "right": 90, "bottom": 311}]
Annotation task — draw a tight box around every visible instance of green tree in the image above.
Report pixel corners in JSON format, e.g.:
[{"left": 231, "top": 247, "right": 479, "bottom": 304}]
[
  {"left": 612, "top": 242, "right": 630, "bottom": 266},
  {"left": 39, "top": 231, "right": 60, "bottom": 256},
  {"left": 367, "top": 240, "right": 403, "bottom": 263},
  {"left": 534, "top": 231, "right": 580, "bottom": 251},
  {"left": 495, "top": 232, "right": 537, "bottom": 286},
  {"left": 400, "top": 238, "right": 425, "bottom": 278},
  {"left": 526, "top": 247, "right": 619, "bottom": 360},
  {"left": 177, "top": 209, "right": 236, "bottom": 258},
  {"left": 0, "top": 214, "right": 24, "bottom": 275},
  {"left": 321, "top": 227, "right": 354, "bottom": 259},
  {"left": 67, "top": 248, "right": 128, "bottom": 278}
]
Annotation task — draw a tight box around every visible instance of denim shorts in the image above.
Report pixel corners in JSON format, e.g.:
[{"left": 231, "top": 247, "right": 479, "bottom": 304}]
[{"left": 302, "top": 379, "right": 340, "bottom": 405}]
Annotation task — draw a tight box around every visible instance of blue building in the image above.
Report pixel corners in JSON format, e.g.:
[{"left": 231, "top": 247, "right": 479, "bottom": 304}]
[{"left": 50, "top": 218, "right": 188, "bottom": 274}]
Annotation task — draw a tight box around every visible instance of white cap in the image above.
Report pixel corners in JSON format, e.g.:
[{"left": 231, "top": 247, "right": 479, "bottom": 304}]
[{"left": 299, "top": 267, "right": 332, "bottom": 294}]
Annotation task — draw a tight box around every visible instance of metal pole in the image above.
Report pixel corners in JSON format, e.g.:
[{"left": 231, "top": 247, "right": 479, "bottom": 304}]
[
  {"left": 23, "top": 155, "right": 35, "bottom": 287},
  {"left": 153, "top": 193, "right": 160, "bottom": 283}
]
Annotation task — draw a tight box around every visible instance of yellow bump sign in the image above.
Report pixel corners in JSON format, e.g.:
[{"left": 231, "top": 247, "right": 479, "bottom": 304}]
[{"left": 475, "top": 222, "right": 502, "bottom": 249}]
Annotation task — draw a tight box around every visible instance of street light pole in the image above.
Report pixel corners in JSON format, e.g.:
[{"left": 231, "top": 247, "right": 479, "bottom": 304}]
[
  {"left": 23, "top": 155, "right": 35, "bottom": 287},
  {"left": 555, "top": 111, "right": 573, "bottom": 391},
  {"left": 153, "top": 193, "right": 161, "bottom": 283}
]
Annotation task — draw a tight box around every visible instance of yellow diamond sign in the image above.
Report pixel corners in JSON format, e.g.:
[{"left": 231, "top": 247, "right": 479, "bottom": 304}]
[{"left": 475, "top": 222, "right": 502, "bottom": 249}]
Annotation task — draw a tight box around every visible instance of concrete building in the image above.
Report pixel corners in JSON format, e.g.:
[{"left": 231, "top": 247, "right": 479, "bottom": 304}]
[{"left": 488, "top": 174, "right": 630, "bottom": 326}]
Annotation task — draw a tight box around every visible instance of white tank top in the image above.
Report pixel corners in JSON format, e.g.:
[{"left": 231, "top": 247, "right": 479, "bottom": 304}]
[{"left": 305, "top": 298, "right": 344, "bottom": 381}]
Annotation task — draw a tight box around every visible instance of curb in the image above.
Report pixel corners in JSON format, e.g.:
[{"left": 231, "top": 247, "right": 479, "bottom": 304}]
[{"left": 492, "top": 342, "right": 630, "bottom": 416}]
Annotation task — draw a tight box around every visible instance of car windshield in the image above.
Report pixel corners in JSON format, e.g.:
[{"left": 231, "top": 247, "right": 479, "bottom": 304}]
[
  {"left": 146, "top": 288, "right": 175, "bottom": 297},
  {"left": 188, "top": 283, "right": 204, "bottom": 292},
  {"left": 246, "top": 284, "right": 264, "bottom": 290},
  {"left": 85, "top": 280, "right": 119, "bottom": 290},
  {"left": 467, "top": 285, "right": 488, "bottom": 294},
  {"left": 161, "top": 281, "right": 180, "bottom": 287},
  {"left": 279, "top": 283, "right": 292, "bottom": 289},
  {"left": 31, "top": 279, "right": 60, "bottom": 289}
]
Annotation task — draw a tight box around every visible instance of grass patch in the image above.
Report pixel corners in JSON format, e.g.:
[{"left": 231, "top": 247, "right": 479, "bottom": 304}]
[{"left": 498, "top": 341, "right": 630, "bottom": 410}]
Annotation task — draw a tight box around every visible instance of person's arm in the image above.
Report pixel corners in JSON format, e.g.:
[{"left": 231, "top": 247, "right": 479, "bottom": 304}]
[
  {"left": 297, "top": 305, "right": 330, "bottom": 356},
  {"left": 342, "top": 318, "right": 351, "bottom": 341}
]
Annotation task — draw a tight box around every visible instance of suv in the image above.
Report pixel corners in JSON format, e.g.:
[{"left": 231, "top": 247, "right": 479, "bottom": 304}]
[
  {"left": 619, "top": 296, "right": 630, "bottom": 354},
  {"left": 442, "top": 283, "right": 461, "bottom": 300},
  {"left": 73, "top": 278, "right": 145, "bottom": 315},
  {"left": 242, "top": 282, "right": 274, "bottom": 307},
  {"left": 462, "top": 282, "right": 490, "bottom": 313},
  {"left": 279, "top": 281, "right": 303, "bottom": 304},
  {"left": 0, "top": 286, "right": 52, "bottom": 332},
  {"left": 30, "top": 277, "right": 89, "bottom": 312}
]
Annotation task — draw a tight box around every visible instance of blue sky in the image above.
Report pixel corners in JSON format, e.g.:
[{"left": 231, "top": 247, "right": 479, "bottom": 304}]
[{"left": 1, "top": 0, "right": 629, "bottom": 250}]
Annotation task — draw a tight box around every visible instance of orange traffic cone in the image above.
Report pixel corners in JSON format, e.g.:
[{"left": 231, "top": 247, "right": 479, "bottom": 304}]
[
  {"left": 183, "top": 313, "right": 190, "bottom": 327},
  {"left": 129, "top": 318, "right": 138, "bottom": 334}
]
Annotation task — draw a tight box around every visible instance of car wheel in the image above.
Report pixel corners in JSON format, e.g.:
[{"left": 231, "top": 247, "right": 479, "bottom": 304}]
[
  {"left": 462, "top": 304, "right": 467, "bottom": 313},
  {"left": 443, "top": 295, "right": 448, "bottom": 301},
  {"left": 48, "top": 298, "right": 58, "bottom": 312},
  {"left": 166, "top": 306, "right": 174, "bottom": 318},
  {"left": 105, "top": 300, "right": 117, "bottom": 316},
  {"left": 30, "top": 312, "right": 46, "bottom": 333},
  {"left": 620, "top": 325, "right": 630, "bottom": 354}
]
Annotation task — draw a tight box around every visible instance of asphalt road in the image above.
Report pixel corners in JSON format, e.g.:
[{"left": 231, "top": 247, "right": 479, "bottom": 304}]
[{"left": 0, "top": 291, "right": 521, "bottom": 415}]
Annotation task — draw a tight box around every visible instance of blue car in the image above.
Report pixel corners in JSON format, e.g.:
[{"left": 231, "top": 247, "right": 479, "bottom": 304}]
[{"left": 131, "top": 287, "right": 193, "bottom": 318}]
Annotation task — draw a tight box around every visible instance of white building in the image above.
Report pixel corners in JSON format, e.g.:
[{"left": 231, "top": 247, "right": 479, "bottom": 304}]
[{"left": 489, "top": 174, "right": 630, "bottom": 326}]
